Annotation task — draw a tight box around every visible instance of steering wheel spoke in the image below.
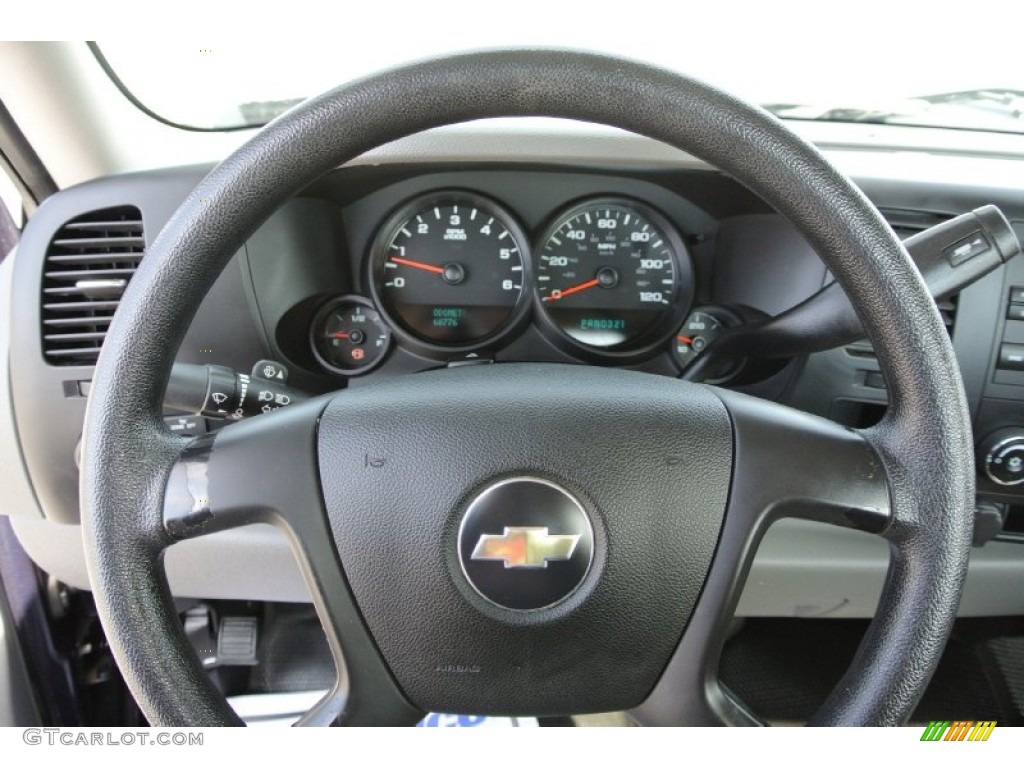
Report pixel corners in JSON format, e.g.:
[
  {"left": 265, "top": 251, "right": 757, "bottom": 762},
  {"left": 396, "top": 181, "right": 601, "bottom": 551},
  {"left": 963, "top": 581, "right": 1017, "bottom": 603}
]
[
  {"left": 162, "top": 398, "right": 330, "bottom": 542},
  {"left": 633, "top": 390, "right": 892, "bottom": 726},
  {"left": 161, "top": 399, "right": 421, "bottom": 726},
  {"left": 716, "top": 389, "right": 892, "bottom": 536}
]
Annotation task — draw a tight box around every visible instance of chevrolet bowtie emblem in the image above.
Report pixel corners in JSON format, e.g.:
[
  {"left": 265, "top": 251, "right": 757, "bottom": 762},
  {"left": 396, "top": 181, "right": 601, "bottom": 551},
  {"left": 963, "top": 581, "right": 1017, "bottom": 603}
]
[{"left": 471, "top": 527, "right": 581, "bottom": 569}]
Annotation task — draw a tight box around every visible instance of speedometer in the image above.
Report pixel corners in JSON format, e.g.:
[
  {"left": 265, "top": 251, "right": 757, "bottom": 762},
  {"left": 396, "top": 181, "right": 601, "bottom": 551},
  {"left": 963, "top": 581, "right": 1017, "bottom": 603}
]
[
  {"left": 535, "top": 198, "right": 693, "bottom": 358},
  {"left": 369, "top": 191, "right": 531, "bottom": 354}
]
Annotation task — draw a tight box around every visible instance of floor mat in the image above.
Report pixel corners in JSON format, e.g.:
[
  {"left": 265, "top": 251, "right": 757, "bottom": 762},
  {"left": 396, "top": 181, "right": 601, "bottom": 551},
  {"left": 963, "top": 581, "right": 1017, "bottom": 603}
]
[
  {"left": 719, "top": 617, "right": 1024, "bottom": 725},
  {"left": 248, "top": 604, "right": 335, "bottom": 694}
]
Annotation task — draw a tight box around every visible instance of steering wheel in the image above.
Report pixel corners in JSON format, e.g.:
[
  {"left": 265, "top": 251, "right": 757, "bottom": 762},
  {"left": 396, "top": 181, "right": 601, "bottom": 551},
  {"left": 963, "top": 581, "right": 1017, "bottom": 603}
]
[{"left": 80, "top": 50, "right": 975, "bottom": 726}]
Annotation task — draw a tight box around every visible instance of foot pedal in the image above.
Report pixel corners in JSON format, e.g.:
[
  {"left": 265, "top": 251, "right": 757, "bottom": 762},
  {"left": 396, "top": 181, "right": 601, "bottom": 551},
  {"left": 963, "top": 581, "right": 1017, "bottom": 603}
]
[
  {"left": 183, "top": 606, "right": 218, "bottom": 667},
  {"left": 217, "top": 616, "right": 259, "bottom": 666}
]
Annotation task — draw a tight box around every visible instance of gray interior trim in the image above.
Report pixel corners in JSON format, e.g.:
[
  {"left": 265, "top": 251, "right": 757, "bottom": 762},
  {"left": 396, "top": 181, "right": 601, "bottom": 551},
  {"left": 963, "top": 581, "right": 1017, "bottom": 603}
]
[
  {"left": 737, "top": 520, "right": 1024, "bottom": 618},
  {"left": 338, "top": 123, "right": 1024, "bottom": 194},
  {"left": 11, "top": 517, "right": 309, "bottom": 603},
  {"left": 11, "top": 516, "right": 1021, "bottom": 618},
  {"left": 0, "top": 249, "right": 43, "bottom": 520}
]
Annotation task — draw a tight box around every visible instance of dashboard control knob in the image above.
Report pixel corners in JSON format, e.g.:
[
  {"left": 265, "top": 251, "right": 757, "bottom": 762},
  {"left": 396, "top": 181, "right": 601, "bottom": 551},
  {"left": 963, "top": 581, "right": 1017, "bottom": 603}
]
[{"left": 979, "top": 428, "right": 1024, "bottom": 486}]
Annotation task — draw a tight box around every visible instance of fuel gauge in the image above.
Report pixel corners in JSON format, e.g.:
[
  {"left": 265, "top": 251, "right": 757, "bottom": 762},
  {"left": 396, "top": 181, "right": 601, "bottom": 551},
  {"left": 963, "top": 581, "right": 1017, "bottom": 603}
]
[{"left": 312, "top": 297, "right": 392, "bottom": 375}]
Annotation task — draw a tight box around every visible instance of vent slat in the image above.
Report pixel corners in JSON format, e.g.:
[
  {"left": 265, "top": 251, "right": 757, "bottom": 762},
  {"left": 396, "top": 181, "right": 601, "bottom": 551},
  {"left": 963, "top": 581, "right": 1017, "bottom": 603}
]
[
  {"left": 43, "top": 268, "right": 137, "bottom": 281},
  {"left": 62, "top": 220, "right": 142, "bottom": 232},
  {"left": 937, "top": 296, "right": 958, "bottom": 333},
  {"left": 41, "top": 206, "right": 144, "bottom": 365},
  {"left": 50, "top": 236, "right": 144, "bottom": 250},
  {"left": 877, "top": 207, "right": 952, "bottom": 234},
  {"left": 43, "top": 331, "right": 107, "bottom": 342},
  {"left": 44, "top": 285, "right": 128, "bottom": 297},
  {"left": 43, "top": 301, "right": 120, "bottom": 312},
  {"left": 44, "top": 347, "right": 106, "bottom": 359},
  {"left": 46, "top": 253, "right": 144, "bottom": 265},
  {"left": 44, "top": 316, "right": 113, "bottom": 328}
]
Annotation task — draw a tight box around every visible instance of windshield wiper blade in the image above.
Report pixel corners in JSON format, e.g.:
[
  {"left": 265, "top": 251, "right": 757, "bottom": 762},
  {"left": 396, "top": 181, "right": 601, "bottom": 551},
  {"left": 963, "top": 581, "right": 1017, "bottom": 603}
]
[
  {"left": 763, "top": 103, "right": 902, "bottom": 124},
  {"left": 764, "top": 89, "right": 1024, "bottom": 133},
  {"left": 915, "top": 88, "right": 1024, "bottom": 113}
]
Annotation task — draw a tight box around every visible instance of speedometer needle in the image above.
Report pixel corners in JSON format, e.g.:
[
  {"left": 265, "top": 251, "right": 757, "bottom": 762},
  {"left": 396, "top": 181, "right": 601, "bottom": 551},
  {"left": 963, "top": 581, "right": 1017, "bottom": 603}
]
[
  {"left": 390, "top": 256, "right": 445, "bottom": 275},
  {"left": 543, "top": 278, "right": 600, "bottom": 302}
]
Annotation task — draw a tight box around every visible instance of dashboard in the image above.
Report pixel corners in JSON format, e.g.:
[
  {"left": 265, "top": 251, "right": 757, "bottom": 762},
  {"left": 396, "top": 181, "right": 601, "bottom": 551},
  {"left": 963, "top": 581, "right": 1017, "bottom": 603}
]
[{"left": 4, "top": 130, "right": 1024, "bottom": 618}]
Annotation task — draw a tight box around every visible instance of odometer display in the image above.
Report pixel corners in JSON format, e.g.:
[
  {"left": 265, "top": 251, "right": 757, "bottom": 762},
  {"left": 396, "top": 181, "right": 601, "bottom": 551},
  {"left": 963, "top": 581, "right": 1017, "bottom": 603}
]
[
  {"left": 536, "top": 199, "right": 690, "bottom": 353},
  {"left": 371, "top": 192, "right": 530, "bottom": 349}
]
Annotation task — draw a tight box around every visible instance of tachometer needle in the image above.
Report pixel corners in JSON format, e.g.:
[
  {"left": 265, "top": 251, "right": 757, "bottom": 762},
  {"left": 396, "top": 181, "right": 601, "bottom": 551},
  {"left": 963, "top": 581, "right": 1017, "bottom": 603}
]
[
  {"left": 390, "top": 256, "right": 445, "bottom": 275},
  {"left": 677, "top": 336, "right": 693, "bottom": 344},
  {"left": 543, "top": 278, "right": 600, "bottom": 302},
  {"left": 330, "top": 332, "right": 350, "bottom": 339}
]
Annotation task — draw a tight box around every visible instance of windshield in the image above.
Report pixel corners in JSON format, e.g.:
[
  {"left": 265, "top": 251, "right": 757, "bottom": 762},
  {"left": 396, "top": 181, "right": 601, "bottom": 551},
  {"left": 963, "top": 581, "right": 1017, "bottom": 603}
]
[{"left": 94, "top": 8, "right": 1023, "bottom": 134}]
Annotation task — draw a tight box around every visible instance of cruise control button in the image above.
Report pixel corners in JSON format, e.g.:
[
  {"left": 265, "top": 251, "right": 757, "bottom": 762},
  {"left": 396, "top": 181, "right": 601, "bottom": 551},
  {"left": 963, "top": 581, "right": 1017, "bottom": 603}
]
[
  {"left": 163, "top": 415, "right": 208, "bottom": 436},
  {"left": 943, "top": 231, "right": 989, "bottom": 267}
]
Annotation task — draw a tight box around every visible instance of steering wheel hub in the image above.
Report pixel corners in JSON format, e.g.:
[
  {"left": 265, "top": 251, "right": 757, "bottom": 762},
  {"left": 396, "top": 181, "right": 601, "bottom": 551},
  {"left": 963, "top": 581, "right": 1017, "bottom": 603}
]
[{"left": 318, "top": 364, "right": 730, "bottom": 715}]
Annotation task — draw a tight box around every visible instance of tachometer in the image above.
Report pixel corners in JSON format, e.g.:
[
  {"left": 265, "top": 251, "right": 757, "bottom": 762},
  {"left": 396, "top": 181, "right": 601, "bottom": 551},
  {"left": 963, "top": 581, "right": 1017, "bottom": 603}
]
[
  {"left": 370, "top": 192, "right": 531, "bottom": 353},
  {"left": 536, "top": 198, "right": 692, "bottom": 358}
]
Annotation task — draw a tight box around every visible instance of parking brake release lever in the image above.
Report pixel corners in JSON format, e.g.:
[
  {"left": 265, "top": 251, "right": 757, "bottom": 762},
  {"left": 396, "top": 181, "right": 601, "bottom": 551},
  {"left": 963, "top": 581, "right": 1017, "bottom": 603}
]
[
  {"left": 165, "top": 361, "right": 308, "bottom": 421},
  {"left": 685, "top": 205, "right": 1021, "bottom": 381}
]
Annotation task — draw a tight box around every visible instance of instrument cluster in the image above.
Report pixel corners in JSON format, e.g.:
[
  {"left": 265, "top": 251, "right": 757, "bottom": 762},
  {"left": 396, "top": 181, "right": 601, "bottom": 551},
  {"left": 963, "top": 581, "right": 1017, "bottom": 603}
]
[{"left": 311, "top": 189, "right": 716, "bottom": 376}]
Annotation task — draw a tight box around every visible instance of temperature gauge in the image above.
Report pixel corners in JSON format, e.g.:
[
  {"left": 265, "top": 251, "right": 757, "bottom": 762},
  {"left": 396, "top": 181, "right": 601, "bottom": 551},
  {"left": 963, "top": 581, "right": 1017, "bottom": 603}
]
[
  {"left": 312, "top": 297, "right": 392, "bottom": 375},
  {"left": 673, "top": 307, "right": 741, "bottom": 380}
]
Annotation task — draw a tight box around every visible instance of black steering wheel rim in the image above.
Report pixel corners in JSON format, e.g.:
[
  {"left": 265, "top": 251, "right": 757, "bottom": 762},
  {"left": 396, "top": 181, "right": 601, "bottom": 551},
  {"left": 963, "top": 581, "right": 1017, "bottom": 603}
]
[{"left": 80, "top": 49, "right": 975, "bottom": 726}]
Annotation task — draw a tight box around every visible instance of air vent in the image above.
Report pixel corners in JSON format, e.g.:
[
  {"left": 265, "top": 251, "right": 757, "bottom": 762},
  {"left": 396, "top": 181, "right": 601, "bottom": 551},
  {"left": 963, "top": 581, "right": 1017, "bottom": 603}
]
[
  {"left": 40, "top": 206, "right": 144, "bottom": 365},
  {"left": 936, "top": 294, "right": 958, "bottom": 335},
  {"left": 876, "top": 207, "right": 952, "bottom": 240},
  {"left": 844, "top": 209, "right": 957, "bottom": 360}
]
